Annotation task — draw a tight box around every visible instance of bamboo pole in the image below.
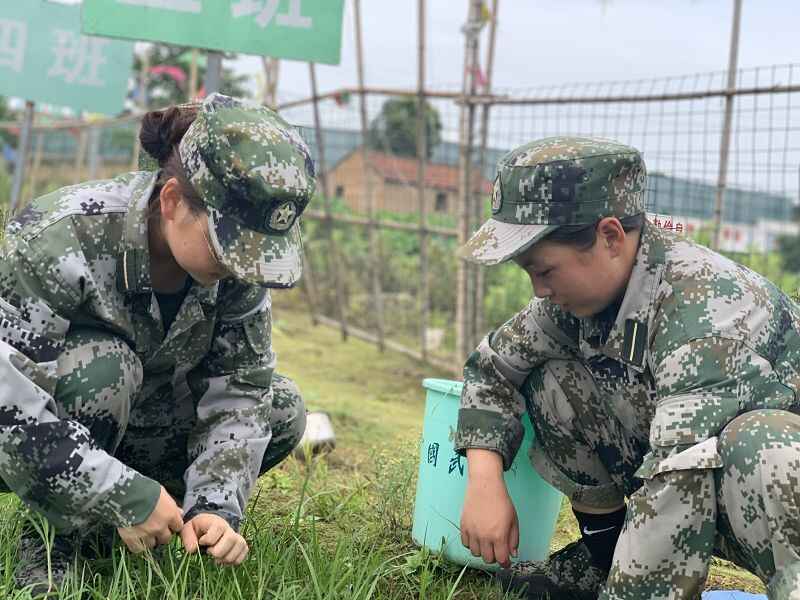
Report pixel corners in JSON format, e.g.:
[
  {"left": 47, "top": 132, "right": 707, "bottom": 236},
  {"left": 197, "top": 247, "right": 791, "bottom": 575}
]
[
  {"left": 314, "top": 314, "right": 459, "bottom": 376},
  {"left": 353, "top": 0, "right": 386, "bottom": 352},
  {"left": 712, "top": 0, "right": 743, "bottom": 251},
  {"left": 416, "top": 0, "right": 430, "bottom": 362},
  {"left": 272, "top": 83, "right": 800, "bottom": 112},
  {"left": 309, "top": 62, "right": 349, "bottom": 340},
  {"left": 455, "top": 0, "right": 482, "bottom": 365},
  {"left": 303, "top": 210, "right": 458, "bottom": 237},
  {"left": 472, "top": 0, "right": 499, "bottom": 343}
]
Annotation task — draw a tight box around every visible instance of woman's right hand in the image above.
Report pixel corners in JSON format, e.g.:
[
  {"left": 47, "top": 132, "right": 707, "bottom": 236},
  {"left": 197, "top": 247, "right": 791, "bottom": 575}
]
[
  {"left": 117, "top": 486, "right": 184, "bottom": 553},
  {"left": 460, "top": 449, "right": 519, "bottom": 568}
]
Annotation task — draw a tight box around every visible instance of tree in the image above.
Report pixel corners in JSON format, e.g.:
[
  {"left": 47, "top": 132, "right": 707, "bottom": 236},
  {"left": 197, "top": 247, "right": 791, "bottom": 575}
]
[
  {"left": 132, "top": 45, "right": 250, "bottom": 110},
  {"left": 0, "top": 97, "right": 16, "bottom": 147},
  {"left": 367, "top": 97, "right": 442, "bottom": 158}
]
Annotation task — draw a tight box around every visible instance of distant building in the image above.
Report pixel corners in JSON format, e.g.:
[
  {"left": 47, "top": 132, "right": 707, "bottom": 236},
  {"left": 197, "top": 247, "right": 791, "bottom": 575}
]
[{"left": 325, "top": 147, "right": 490, "bottom": 217}]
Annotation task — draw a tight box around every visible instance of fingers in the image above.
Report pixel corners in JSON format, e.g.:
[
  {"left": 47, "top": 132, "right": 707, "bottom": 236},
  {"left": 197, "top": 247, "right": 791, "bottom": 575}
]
[
  {"left": 232, "top": 542, "right": 250, "bottom": 565},
  {"left": 198, "top": 520, "right": 226, "bottom": 547},
  {"left": 479, "top": 539, "right": 496, "bottom": 566},
  {"left": 207, "top": 530, "right": 237, "bottom": 561},
  {"left": 169, "top": 509, "right": 184, "bottom": 534},
  {"left": 181, "top": 523, "right": 200, "bottom": 554},
  {"left": 468, "top": 535, "right": 481, "bottom": 559},
  {"left": 494, "top": 538, "right": 510, "bottom": 568},
  {"left": 209, "top": 532, "right": 248, "bottom": 566},
  {"left": 510, "top": 519, "right": 520, "bottom": 558},
  {"left": 155, "top": 527, "right": 174, "bottom": 547}
]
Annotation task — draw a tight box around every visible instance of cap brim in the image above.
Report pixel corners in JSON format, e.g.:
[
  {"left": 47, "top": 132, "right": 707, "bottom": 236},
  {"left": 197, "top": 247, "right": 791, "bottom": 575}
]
[
  {"left": 458, "top": 219, "right": 558, "bottom": 265},
  {"left": 206, "top": 207, "right": 303, "bottom": 288}
]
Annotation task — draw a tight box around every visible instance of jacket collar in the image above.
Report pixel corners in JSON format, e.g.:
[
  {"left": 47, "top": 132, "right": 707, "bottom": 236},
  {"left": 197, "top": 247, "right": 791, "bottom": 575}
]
[
  {"left": 579, "top": 220, "right": 666, "bottom": 371},
  {"left": 116, "top": 171, "right": 219, "bottom": 307}
]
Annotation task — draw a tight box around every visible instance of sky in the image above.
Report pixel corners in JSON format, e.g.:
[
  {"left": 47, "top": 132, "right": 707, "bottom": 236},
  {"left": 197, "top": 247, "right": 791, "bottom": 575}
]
[
  {"left": 232, "top": 1, "right": 800, "bottom": 103},
  {"left": 38, "top": 0, "right": 800, "bottom": 196}
]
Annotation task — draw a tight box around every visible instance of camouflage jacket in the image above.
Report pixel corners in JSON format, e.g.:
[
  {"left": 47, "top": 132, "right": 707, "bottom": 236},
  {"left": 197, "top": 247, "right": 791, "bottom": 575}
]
[
  {"left": 456, "top": 222, "right": 800, "bottom": 560},
  {"left": 0, "top": 171, "right": 276, "bottom": 530}
]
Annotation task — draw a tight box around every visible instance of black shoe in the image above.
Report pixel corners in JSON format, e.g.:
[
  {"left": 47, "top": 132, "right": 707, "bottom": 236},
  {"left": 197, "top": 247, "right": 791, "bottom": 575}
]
[
  {"left": 13, "top": 527, "right": 78, "bottom": 597},
  {"left": 495, "top": 540, "right": 608, "bottom": 600}
]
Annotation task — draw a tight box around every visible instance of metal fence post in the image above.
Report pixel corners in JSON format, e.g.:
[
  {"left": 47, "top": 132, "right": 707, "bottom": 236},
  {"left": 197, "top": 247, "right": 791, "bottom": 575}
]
[
  {"left": 473, "top": 0, "right": 499, "bottom": 344},
  {"left": 712, "top": 0, "right": 743, "bottom": 251},
  {"left": 455, "top": 0, "right": 482, "bottom": 366},
  {"left": 416, "top": 0, "right": 430, "bottom": 362},
  {"left": 9, "top": 101, "right": 34, "bottom": 214},
  {"left": 309, "top": 62, "right": 349, "bottom": 340},
  {"left": 354, "top": 0, "right": 386, "bottom": 351}
]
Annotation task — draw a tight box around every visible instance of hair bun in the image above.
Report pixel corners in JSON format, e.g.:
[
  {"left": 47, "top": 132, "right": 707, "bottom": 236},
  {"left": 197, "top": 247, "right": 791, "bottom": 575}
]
[{"left": 139, "top": 106, "right": 195, "bottom": 165}]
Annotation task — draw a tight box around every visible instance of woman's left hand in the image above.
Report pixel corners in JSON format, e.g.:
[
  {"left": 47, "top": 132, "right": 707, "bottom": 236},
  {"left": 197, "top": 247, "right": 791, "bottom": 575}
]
[{"left": 180, "top": 513, "right": 249, "bottom": 566}]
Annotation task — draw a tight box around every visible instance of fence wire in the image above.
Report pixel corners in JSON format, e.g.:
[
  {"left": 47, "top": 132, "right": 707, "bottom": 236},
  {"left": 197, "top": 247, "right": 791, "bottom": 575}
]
[{"left": 1, "top": 63, "right": 799, "bottom": 373}]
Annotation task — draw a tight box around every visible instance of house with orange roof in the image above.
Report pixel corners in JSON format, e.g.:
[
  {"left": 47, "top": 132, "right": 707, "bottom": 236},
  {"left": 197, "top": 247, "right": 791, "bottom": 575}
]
[{"left": 326, "top": 147, "right": 491, "bottom": 217}]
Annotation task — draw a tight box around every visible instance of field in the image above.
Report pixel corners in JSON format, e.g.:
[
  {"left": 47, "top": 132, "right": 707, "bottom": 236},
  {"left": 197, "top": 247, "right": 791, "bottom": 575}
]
[{"left": 0, "top": 306, "right": 766, "bottom": 599}]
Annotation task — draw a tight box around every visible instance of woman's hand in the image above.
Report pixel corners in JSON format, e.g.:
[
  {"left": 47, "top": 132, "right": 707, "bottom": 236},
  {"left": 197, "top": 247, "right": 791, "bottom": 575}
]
[
  {"left": 117, "top": 486, "right": 183, "bottom": 553},
  {"left": 460, "top": 449, "right": 519, "bottom": 568},
  {"left": 180, "top": 513, "right": 249, "bottom": 566}
]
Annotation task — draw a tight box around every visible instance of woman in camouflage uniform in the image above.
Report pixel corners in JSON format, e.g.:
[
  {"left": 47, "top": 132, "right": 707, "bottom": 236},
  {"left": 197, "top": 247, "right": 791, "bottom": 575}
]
[
  {"left": 0, "top": 94, "right": 312, "bottom": 593},
  {"left": 455, "top": 137, "right": 800, "bottom": 599}
]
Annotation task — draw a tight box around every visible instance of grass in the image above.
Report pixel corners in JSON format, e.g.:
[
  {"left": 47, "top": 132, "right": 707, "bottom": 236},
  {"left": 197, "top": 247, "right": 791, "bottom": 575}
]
[{"left": 0, "top": 308, "right": 766, "bottom": 598}]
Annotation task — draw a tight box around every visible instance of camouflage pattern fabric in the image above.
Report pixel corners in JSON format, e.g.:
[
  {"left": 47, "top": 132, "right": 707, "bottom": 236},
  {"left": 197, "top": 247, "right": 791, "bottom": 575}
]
[
  {"left": 179, "top": 93, "right": 316, "bottom": 288},
  {"left": 458, "top": 137, "right": 646, "bottom": 265},
  {"left": 456, "top": 221, "right": 800, "bottom": 599},
  {"left": 0, "top": 170, "right": 302, "bottom": 533}
]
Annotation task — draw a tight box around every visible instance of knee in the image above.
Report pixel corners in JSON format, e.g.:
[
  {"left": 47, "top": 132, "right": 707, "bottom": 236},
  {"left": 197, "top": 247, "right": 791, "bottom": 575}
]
[
  {"left": 55, "top": 329, "right": 142, "bottom": 444},
  {"left": 718, "top": 409, "right": 800, "bottom": 468},
  {"left": 271, "top": 374, "right": 306, "bottom": 448}
]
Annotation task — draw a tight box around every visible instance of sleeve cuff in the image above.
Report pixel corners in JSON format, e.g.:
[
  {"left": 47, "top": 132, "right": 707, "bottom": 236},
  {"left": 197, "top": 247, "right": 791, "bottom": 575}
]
[
  {"left": 183, "top": 496, "right": 242, "bottom": 531},
  {"left": 454, "top": 407, "right": 524, "bottom": 471}
]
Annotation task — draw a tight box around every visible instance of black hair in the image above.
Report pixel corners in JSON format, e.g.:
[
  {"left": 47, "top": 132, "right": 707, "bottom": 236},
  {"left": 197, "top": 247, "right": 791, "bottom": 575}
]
[
  {"left": 139, "top": 105, "right": 204, "bottom": 218},
  {"left": 544, "top": 213, "right": 646, "bottom": 251}
]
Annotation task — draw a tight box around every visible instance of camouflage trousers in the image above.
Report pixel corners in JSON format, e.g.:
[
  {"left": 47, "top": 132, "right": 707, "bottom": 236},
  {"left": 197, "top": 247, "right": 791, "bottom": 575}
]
[
  {"left": 5, "top": 327, "right": 305, "bottom": 528},
  {"left": 523, "top": 359, "right": 800, "bottom": 600}
]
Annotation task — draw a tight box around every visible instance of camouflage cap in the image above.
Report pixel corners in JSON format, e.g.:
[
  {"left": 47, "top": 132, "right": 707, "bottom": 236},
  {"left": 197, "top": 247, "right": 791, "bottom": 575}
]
[
  {"left": 179, "top": 93, "right": 316, "bottom": 287},
  {"left": 458, "top": 136, "right": 646, "bottom": 265}
]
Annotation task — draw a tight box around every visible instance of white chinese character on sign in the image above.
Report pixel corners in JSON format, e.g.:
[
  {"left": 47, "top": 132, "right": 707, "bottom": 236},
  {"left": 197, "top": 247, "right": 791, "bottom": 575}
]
[
  {"left": 0, "top": 19, "right": 27, "bottom": 73},
  {"left": 48, "top": 31, "right": 109, "bottom": 87},
  {"left": 232, "top": 0, "right": 312, "bottom": 29},
  {"left": 117, "top": 0, "right": 202, "bottom": 13}
]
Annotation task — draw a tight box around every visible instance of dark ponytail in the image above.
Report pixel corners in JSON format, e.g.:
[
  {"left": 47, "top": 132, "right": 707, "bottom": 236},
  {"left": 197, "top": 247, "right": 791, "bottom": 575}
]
[{"left": 139, "top": 105, "right": 205, "bottom": 217}]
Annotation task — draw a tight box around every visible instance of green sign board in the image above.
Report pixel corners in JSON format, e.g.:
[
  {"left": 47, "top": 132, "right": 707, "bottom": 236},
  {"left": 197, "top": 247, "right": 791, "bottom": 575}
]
[
  {"left": 82, "top": 0, "right": 346, "bottom": 66},
  {"left": 0, "top": 2, "right": 134, "bottom": 115}
]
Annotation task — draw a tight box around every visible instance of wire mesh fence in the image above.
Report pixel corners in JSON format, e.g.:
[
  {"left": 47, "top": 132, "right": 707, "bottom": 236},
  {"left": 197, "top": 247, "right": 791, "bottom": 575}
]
[
  {"left": 1, "top": 62, "right": 799, "bottom": 374},
  {"left": 278, "top": 63, "right": 800, "bottom": 372}
]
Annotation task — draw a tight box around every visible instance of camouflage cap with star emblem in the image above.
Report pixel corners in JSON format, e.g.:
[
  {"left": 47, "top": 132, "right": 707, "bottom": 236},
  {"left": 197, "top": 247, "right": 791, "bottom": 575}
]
[
  {"left": 179, "top": 93, "right": 316, "bottom": 287},
  {"left": 459, "top": 136, "right": 646, "bottom": 265}
]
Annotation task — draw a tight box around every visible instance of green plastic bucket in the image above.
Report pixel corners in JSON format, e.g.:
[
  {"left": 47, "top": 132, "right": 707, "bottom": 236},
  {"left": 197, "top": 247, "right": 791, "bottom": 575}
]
[{"left": 411, "top": 378, "right": 562, "bottom": 570}]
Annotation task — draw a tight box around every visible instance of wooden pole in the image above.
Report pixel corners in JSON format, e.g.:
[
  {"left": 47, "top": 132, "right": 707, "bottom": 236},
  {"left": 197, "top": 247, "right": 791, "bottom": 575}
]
[
  {"left": 473, "top": 0, "right": 499, "bottom": 342},
  {"left": 353, "top": 0, "right": 386, "bottom": 351},
  {"left": 416, "top": 0, "right": 430, "bottom": 362},
  {"left": 712, "top": 0, "right": 742, "bottom": 251},
  {"left": 309, "top": 62, "right": 349, "bottom": 340},
  {"left": 455, "top": 0, "right": 482, "bottom": 365},
  {"left": 9, "top": 101, "right": 34, "bottom": 214},
  {"left": 262, "top": 58, "right": 280, "bottom": 108},
  {"left": 189, "top": 48, "right": 199, "bottom": 101}
]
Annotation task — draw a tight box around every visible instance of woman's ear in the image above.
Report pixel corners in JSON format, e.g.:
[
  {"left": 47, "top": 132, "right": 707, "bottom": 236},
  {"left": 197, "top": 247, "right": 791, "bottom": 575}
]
[
  {"left": 159, "top": 178, "right": 182, "bottom": 222},
  {"left": 597, "top": 217, "right": 626, "bottom": 257}
]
